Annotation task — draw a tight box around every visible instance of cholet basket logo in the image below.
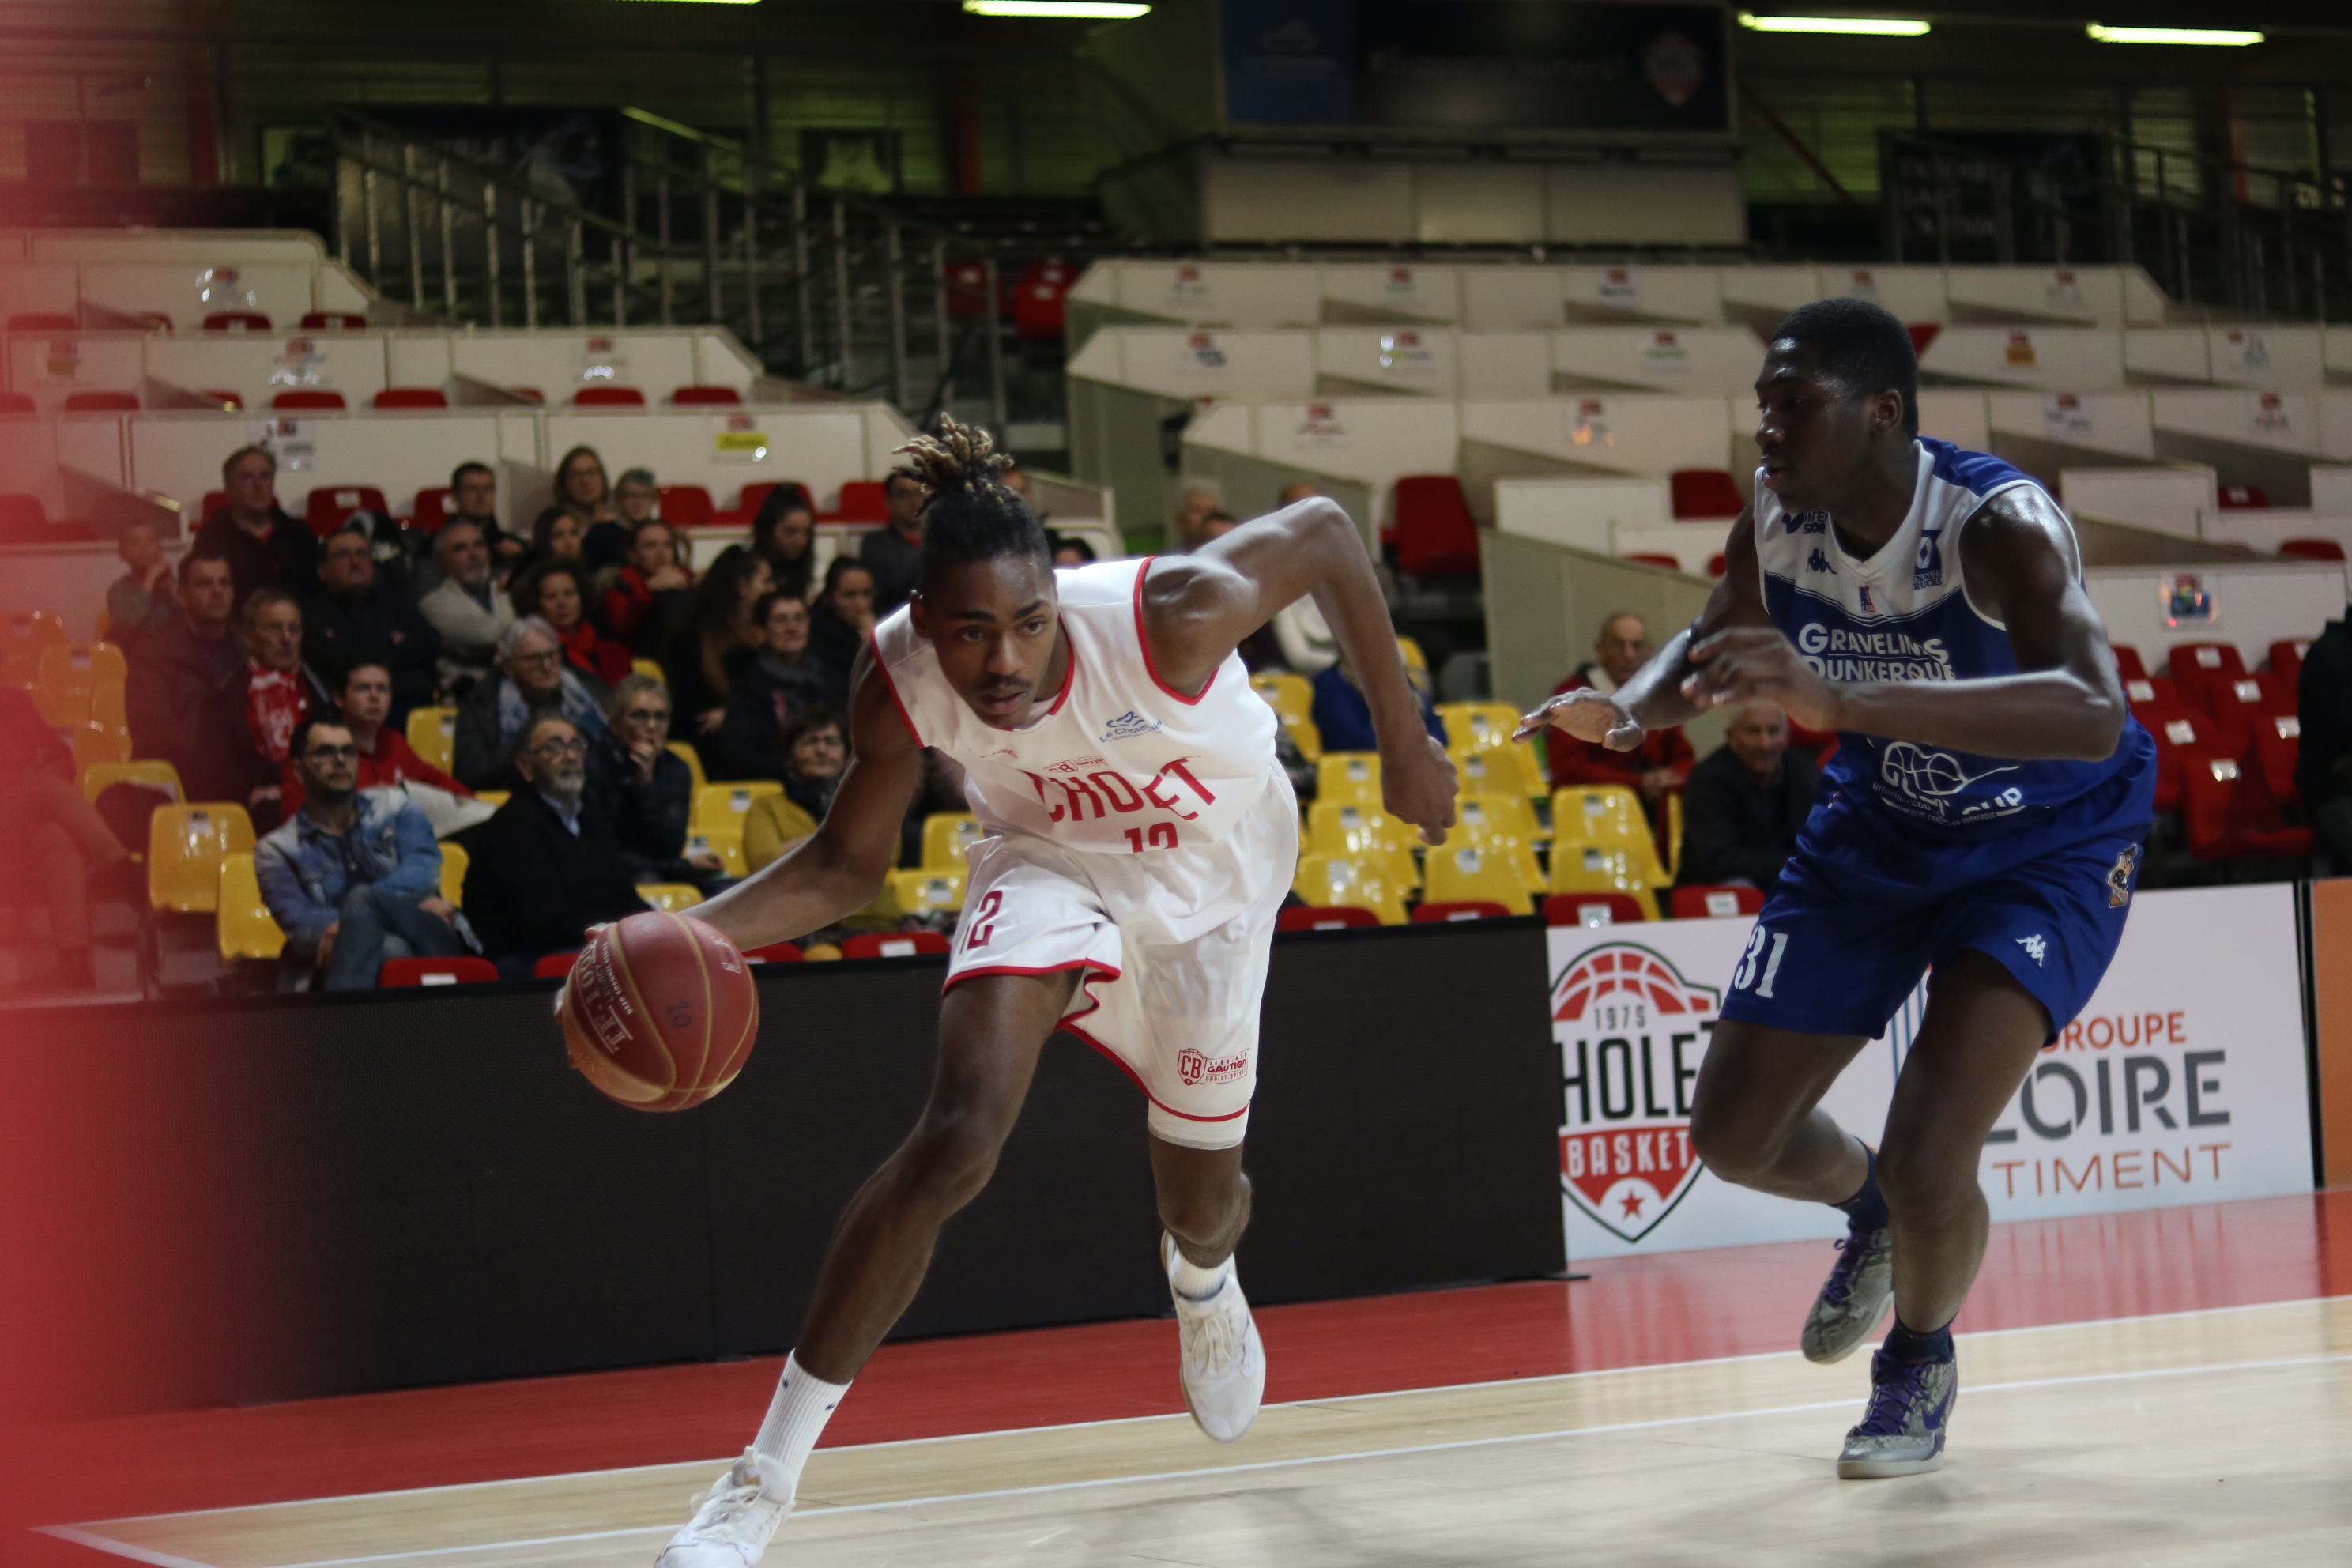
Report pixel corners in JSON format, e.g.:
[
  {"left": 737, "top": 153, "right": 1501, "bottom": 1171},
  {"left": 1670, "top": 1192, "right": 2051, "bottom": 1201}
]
[{"left": 1553, "top": 943, "right": 1721, "bottom": 1243}]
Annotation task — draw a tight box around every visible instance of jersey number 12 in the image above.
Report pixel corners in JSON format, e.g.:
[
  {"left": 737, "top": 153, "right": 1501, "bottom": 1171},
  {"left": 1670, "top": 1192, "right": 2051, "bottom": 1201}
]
[{"left": 1122, "top": 823, "right": 1178, "bottom": 854}]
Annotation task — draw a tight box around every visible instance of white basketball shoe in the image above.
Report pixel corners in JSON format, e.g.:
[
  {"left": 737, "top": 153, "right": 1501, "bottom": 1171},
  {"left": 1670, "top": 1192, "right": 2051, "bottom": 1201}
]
[
  {"left": 1163, "top": 1233, "right": 1267, "bottom": 1442},
  {"left": 655, "top": 1449, "right": 791, "bottom": 1566}
]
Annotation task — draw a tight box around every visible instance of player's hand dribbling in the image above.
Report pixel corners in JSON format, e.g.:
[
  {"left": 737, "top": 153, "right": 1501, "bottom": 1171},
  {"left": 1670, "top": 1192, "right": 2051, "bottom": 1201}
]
[
  {"left": 1515, "top": 687, "right": 1645, "bottom": 752},
  {"left": 1382, "top": 732, "right": 1457, "bottom": 846},
  {"left": 1682, "top": 627, "right": 1844, "bottom": 731}
]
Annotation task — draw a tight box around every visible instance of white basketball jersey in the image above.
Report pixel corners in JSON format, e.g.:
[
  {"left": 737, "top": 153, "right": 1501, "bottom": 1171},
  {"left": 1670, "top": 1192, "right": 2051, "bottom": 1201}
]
[{"left": 871, "top": 556, "right": 1279, "bottom": 855}]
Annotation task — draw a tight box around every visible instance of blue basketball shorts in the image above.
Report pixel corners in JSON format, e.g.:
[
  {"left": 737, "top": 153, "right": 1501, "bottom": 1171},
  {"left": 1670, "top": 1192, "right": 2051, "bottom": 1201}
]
[{"left": 1717, "top": 817, "right": 2150, "bottom": 1045}]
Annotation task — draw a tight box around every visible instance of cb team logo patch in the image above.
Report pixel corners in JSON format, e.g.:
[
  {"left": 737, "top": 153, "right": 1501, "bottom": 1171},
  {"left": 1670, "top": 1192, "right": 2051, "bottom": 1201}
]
[{"left": 1554, "top": 944, "right": 1720, "bottom": 1243}]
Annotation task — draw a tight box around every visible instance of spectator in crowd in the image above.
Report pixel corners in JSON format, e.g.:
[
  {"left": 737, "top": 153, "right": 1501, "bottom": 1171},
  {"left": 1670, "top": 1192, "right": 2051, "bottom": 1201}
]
[
  {"left": 2301, "top": 609, "right": 2352, "bottom": 870},
  {"left": 1172, "top": 480, "right": 1221, "bottom": 552},
  {"left": 194, "top": 445, "right": 319, "bottom": 604},
  {"left": 750, "top": 484, "right": 818, "bottom": 601},
  {"left": 662, "top": 545, "right": 773, "bottom": 736},
  {"left": 1267, "top": 481, "right": 1340, "bottom": 674},
  {"left": 254, "top": 716, "right": 464, "bottom": 991},
  {"left": 127, "top": 552, "right": 243, "bottom": 791},
  {"left": 335, "top": 507, "right": 426, "bottom": 597},
  {"left": 1310, "top": 650, "right": 1446, "bottom": 754},
  {"left": 1049, "top": 532, "right": 1096, "bottom": 568},
  {"left": 463, "top": 714, "right": 646, "bottom": 975},
  {"left": 529, "top": 507, "right": 587, "bottom": 571},
  {"left": 0, "top": 687, "right": 139, "bottom": 991},
  {"left": 1547, "top": 612, "right": 1694, "bottom": 824},
  {"left": 712, "top": 590, "right": 842, "bottom": 781},
  {"left": 510, "top": 558, "right": 632, "bottom": 688},
  {"left": 280, "top": 662, "right": 471, "bottom": 817},
  {"left": 743, "top": 706, "right": 848, "bottom": 872},
  {"left": 303, "top": 524, "right": 441, "bottom": 723},
  {"left": 1677, "top": 700, "right": 1820, "bottom": 891},
  {"left": 213, "top": 586, "right": 337, "bottom": 828},
  {"left": 418, "top": 518, "right": 516, "bottom": 694},
  {"left": 586, "top": 674, "right": 726, "bottom": 890},
  {"left": 536, "top": 445, "right": 628, "bottom": 573},
  {"left": 860, "top": 470, "right": 928, "bottom": 616},
  {"left": 104, "top": 518, "right": 179, "bottom": 650},
  {"left": 808, "top": 556, "right": 875, "bottom": 688},
  {"left": 454, "top": 616, "right": 610, "bottom": 791},
  {"left": 447, "top": 461, "right": 526, "bottom": 569},
  {"left": 604, "top": 518, "right": 695, "bottom": 654},
  {"left": 613, "top": 468, "right": 662, "bottom": 530}
]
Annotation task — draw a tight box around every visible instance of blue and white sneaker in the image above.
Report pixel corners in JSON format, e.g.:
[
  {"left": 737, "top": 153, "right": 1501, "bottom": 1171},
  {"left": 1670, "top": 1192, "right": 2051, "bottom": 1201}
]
[
  {"left": 1836, "top": 1348, "right": 1957, "bottom": 1479},
  {"left": 1801, "top": 1222, "right": 1894, "bottom": 1364}
]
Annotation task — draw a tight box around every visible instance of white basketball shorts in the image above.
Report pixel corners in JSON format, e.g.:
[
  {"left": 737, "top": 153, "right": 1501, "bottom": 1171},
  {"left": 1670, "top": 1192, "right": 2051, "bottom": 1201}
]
[{"left": 943, "top": 771, "right": 1298, "bottom": 1149}]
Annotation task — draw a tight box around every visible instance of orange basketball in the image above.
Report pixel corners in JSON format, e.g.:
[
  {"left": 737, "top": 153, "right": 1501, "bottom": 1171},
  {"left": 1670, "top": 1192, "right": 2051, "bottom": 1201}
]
[{"left": 559, "top": 911, "right": 760, "bottom": 1112}]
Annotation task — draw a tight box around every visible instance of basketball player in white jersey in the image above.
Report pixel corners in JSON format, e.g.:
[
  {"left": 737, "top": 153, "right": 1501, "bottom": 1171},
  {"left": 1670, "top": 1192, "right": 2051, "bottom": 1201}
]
[{"left": 654, "top": 418, "right": 1457, "bottom": 1564}]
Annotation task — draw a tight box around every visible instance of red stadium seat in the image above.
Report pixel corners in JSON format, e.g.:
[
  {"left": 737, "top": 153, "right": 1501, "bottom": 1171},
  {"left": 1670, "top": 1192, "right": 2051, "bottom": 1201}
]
[
  {"left": 1670, "top": 469, "right": 1744, "bottom": 519},
  {"left": 942, "top": 258, "right": 992, "bottom": 319},
  {"left": 2279, "top": 537, "right": 2346, "bottom": 562},
  {"left": 2181, "top": 756, "right": 2311, "bottom": 861},
  {"left": 202, "top": 389, "right": 244, "bottom": 409},
  {"left": 2200, "top": 677, "right": 2271, "bottom": 758},
  {"left": 1707, "top": 552, "right": 1728, "bottom": 578},
  {"left": 533, "top": 952, "right": 580, "bottom": 978},
  {"left": 574, "top": 386, "right": 646, "bottom": 408},
  {"left": 2124, "top": 675, "right": 2187, "bottom": 722},
  {"left": 273, "top": 390, "right": 346, "bottom": 411},
  {"left": 374, "top": 387, "right": 448, "bottom": 409},
  {"left": 671, "top": 385, "right": 742, "bottom": 406},
  {"left": 1014, "top": 262, "right": 1076, "bottom": 341},
  {"left": 2111, "top": 643, "right": 2147, "bottom": 682},
  {"left": 306, "top": 486, "right": 390, "bottom": 535},
  {"left": 200, "top": 489, "right": 227, "bottom": 522},
  {"left": 2146, "top": 710, "right": 2225, "bottom": 813},
  {"left": 2254, "top": 715, "right": 2301, "bottom": 810},
  {"left": 1412, "top": 901, "right": 1513, "bottom": 922},
  {"left": 379, "top": 956, "right": 502, "bottom": 986},
  {"left": 202, "top": 311, "right": 272, "bottom": 333},
  {"left": 0, "top": 494, "right": 46, "bottom": 531},
  {"left": 509, "top": 386, "right": 546, "bottom": 404},
  {"left": 1670, "top": 885, "right": 1766, "bottom": 919},
  {"left": 409, "top": 487, "right": 455, "bottom": 530},
  {"left": 62, "top": 390, "right": 138, "bottom": 412},
  {"left": 744, "top": 940, "right": 805, "bottom": 963},
  {"left": 841, "top": 931, "right": 951, "bottom": 959},
  {"left": 2269, "top": 639, "right": 2310, "bottom": 689},
  {"left": 300, "top": 311, "right": 368, "bottom": 330},
  {"left": 828, "top": 480, "right": 891, "bottom": 523},
  {"left": 1393, "top": 474, "right": 1479, "bottom": 577},
  {"left": 7, "top": 311, "right": 77, "bottom": 332},
  {"left": 658, "top": 485, "right": 716, "bottom": 529},
  {"left": 1623, "top": 552, "right": 1680, "bottom": 570},
  {"left": 1276, "top": 906, "right": 1380, "bottom": 933},
  {"left": 1544, "top": 891, "right": 1648, "bottom": 926},
  {"left": 2216, "top": 484, "right": 2268, "bottom": 510},
  {"left": 0, "top": 392, "right": 33, "bottom": 414},
  {"left": 2167, "top": 642, "right": 2244, "bottom": 710}
]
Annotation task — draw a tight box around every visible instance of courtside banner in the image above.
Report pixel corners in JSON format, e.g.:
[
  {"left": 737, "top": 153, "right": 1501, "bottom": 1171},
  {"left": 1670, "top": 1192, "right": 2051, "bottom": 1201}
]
[{"left": 1551, "top": 884, "right": 2312, "bottom": 1261}]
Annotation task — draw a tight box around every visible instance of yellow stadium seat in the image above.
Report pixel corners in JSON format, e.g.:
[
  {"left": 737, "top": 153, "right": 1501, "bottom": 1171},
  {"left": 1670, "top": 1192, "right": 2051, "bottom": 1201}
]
[
  {"left": 889, "top": 866, "right": 967, "bottom": 917},
  {"left": 475, "top": 790, "right": 509, "bottom": 808},
  {"left": 1396, "top": 635, "right": 1428, "bottom": 674},
  {"left": 1451, "top": 742, "right": 1542, "bottom": 802},
  {"left": 70, "top": 722, "right": 133, "bottom": 773},
  {"left": 637, "top": 883, "right": 704, "bottom": 912},
  {"left": 744, "top": 792, "right": 819, "bottom": 872},
  {"left": 215, "top": 852, "right": 286, "bottom": 962},
  {"left": 1552, "top": 785, "right": 1672, "bottom": 887},
  {"left": 407, "top": 706, "right": 457, "bottom": 774},
  {"left": 1291, "top": 851, "right": 1409, "bottom": 925},
  {"left": 147, "top": 802, "right": 254, "bottom": 914},
  {"left": 1250, "top": 671, "right": 1323, "bottom": 760},
  {"left": 438, "top": 840, "right": 470, "bottom": 906},
  {"left": 1421, "top": 842, "right": 1536, "bottom": 915},
  {"left": 632, "top": 658, "right": 665, "bottom": 684},
  {"left": 32, "top": 641, "right": 126, "bottom": 728},
  {"left": 667, "top": 740, "right": 707, "bottom": 791},
  {"left": 1316, "top": 751, "right": 1381, "bottom": 807},
  {"left": 922, "top": 812, "right": 986, "bottom": 870},
  {"left": 81, "top": 758, "right": 182, "bottom": 805},
  {"left": 690, "top": 822, "right": 748, "bottom": 877},
  {"left": 1667, "top": 790, "right": 1685, "bottom": 884},
  {"left": 1550, "top": 842, "right": 1661, "bottom": 921},
  {"left": 1305, "top": 799, "right": 1421, "bottom": 891},
  {"left": 692, "top": 780, "right": 782, "bottom": 835},
  {"left": 1451, "top": 793, "right": 1544, "bottom": 886},
  {"left": 2, "top": 609, "right": 67, "bottom": 688},
  {"left": 1437, "top": 701, "right": 1521, "bottom": 752}
]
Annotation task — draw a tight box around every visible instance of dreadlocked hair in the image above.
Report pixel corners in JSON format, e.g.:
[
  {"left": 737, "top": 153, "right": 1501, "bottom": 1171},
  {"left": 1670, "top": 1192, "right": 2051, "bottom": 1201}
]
[{"left": 893, "top": 416, "right": 1051, "bottom": 587}]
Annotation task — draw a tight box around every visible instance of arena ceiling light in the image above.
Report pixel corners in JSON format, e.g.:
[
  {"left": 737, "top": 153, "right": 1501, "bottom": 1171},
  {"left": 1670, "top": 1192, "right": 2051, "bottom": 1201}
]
[
  {"left": 1736, "top": 13, "right": 1930, "bottom": 36},
  {"left": 2086, "top": 24, "right": 2263, "bottom": 46},
  {"left": 963, "top": 2, "right": 1153, "bottom": 17}
]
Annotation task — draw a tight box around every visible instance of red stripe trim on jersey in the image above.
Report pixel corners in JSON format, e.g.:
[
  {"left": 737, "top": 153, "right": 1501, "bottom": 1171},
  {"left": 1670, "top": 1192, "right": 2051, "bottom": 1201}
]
[
  {"left": 868, "top": 631, "right": 924, "bottom": 747},
  {"left": 1061, "top": 1016, "right": 1250, "bottom": 1124},
  {"left": 1131, "top": 555, "right": 1216, "bottom": 707},
  {"left": 942, "top": 959, "right": 1121, "bottom": 998}
]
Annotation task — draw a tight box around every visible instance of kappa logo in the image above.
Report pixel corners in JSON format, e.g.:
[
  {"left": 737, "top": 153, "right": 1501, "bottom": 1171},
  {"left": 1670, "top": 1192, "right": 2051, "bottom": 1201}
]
[
  {"left": 1553, "top": 943, "right": 1720, "bottom": 1243},
  {"left": 2017, "top": 934, "right": 2049, "bottom": 967},
  {"left": 1806, "top": 548, "right": 1834, "bottom": 575},
  {"left": 2106, "top": 845, "right": 2139, "bottom": 909},
  {"left": 1098, "top": 710, "right": 1162, "bottom": 744},
  {"left": 1178, "top": 1047, "right": 1249, "bottom": 1086}
]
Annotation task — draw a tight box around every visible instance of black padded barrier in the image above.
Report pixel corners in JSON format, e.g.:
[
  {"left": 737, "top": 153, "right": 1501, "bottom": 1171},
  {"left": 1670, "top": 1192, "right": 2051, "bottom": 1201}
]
[{"left": 0, "top": 918, "right": 1562, "bottom": 1409}]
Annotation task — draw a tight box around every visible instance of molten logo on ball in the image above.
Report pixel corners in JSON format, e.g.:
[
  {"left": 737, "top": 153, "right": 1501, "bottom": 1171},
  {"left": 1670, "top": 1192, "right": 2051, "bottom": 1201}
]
[{"left": 559, "top": 911, "right": 759, "bottom": 1113}]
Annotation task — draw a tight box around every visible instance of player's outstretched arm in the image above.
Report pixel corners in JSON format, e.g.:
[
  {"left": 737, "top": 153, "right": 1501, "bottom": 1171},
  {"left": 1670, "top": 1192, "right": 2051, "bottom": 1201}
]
[
  {"left": 1141, "top": 495, "right": 1457, "bottom": 842},
  {"left": 1515, "top": 508, "right": 1774, "bottom": 752},
  {"left": 692, "top": 646, "right": 925, "bottom": 948},
  {"left": 1681, "top": 488, "right": 2128, "bottom": 762}
]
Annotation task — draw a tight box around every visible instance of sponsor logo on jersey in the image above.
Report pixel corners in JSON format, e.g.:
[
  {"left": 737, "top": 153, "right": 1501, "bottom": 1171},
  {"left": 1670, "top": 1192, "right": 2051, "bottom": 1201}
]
[
  {"left": 1857, "top": 584, "right": 1875, "bottom": 613},
  {"left": 1796, "top": 623, "right": 1954, "bottom": 682},
  {"left": 1876, "top": 741, "right": 2023, "bottom": 820},
  {"left": 2107, "top": 845, "right": 2138, "bottom": 908},
  {"left": 1781, "top": 508, "right": 1829, "bottom": 534},
  {"left": 1553, "top": 944, "right": 1718, "bottom": 1242},
  {"left": 1806, "top": 548, "right": 1834, "bottom": 575},
  {"left": 1098, "top": 710, "right": 1162, "bottom": 743},
  {"left": 1178, "top": 1046, "right": 1250, "bottom": 1086},
  {"left": 2018, "top": 934, "right": 2048, "bottom": 967},
  {"left": 1915, "top": 528, "right": 1944, "bottom": 589}
]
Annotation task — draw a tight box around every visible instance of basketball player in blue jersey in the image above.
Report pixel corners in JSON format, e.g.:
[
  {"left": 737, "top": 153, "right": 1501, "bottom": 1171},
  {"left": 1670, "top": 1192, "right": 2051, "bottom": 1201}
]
[{"left": 1521, "top": 298, "right": 2154, "bottom": 1479}]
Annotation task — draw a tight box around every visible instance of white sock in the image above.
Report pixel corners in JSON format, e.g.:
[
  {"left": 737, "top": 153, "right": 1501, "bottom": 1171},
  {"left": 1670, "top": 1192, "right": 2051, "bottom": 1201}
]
[
  {"left": 1168, "top": 1244, "right": 1234, "bottom": 1301},
  {"left": 751, "top": 1351, "right": 850, "bottom": 1503}
]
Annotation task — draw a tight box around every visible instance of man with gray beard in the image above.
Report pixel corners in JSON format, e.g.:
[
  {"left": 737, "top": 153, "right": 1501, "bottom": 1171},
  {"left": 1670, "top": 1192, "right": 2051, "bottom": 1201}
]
[{"left": 459, "top": 714, "right": 646, "bottom": 976}]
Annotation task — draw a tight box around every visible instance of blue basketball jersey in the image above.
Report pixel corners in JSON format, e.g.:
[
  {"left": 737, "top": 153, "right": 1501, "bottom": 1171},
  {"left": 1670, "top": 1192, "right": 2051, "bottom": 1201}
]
[{"left": 1751, "top": 438, "right": 2151, "bottom": 844}]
